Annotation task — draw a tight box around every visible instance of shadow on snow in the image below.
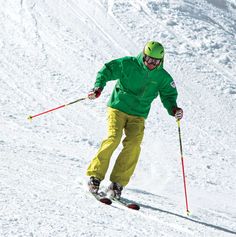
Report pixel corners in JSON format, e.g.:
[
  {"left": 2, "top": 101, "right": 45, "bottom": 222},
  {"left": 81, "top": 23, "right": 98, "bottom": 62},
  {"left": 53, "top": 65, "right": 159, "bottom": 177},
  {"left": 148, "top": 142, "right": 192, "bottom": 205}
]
[{"left": 127, "top": 188, "right": 236, "bottom": 235}]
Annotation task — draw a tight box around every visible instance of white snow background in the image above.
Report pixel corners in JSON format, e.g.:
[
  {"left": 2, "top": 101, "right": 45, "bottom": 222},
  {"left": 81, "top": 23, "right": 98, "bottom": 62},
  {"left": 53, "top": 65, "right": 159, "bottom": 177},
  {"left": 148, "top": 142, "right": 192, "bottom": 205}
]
[{"left": 0, "top": 0, "right": 236, "bottom": 236}]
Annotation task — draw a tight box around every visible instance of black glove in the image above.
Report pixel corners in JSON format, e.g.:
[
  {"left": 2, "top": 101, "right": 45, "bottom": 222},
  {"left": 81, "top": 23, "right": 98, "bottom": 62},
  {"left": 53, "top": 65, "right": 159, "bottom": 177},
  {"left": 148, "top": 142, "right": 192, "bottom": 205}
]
[
  {"left": 88, "top": 87, "right": 102, "bottom": 100},
  {"left": 173, "top": 107, "right": 183, "bottom": 120}
]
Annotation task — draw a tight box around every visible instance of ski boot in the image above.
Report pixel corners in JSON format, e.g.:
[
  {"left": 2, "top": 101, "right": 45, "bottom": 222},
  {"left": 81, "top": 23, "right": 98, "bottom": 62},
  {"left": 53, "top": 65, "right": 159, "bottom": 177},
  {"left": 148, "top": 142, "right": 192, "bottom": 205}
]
[
  {"left": 107, "top": 182, "right": 123, "bottom": 200},
  {"left": 88, "top": 176, "right": 101, "bottom": 194}
]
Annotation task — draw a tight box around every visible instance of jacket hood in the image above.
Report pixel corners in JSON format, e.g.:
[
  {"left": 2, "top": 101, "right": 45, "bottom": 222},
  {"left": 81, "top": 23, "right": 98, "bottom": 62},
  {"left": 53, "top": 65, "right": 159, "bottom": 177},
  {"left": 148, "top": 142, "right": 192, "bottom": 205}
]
[{"left": 136, "top": 52, "right": 164, "bottom": 71}]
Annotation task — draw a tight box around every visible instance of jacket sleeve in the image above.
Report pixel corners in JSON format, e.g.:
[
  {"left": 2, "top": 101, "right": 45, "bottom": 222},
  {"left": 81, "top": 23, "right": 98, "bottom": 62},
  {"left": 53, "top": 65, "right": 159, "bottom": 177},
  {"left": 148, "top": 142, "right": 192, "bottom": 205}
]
[
  {"left": 159, "top": 75, "right": 178, "bottom": 116},
  {"left": 94, "top": 58, "right": 123, "bottom": 89}
]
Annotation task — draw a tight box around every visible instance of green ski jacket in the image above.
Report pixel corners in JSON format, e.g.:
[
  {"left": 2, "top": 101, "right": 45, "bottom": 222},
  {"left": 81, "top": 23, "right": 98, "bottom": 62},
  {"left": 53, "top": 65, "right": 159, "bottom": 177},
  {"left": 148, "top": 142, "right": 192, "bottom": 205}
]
[{"left": 94, "top": 52, "right": 178, "bottom": 119}]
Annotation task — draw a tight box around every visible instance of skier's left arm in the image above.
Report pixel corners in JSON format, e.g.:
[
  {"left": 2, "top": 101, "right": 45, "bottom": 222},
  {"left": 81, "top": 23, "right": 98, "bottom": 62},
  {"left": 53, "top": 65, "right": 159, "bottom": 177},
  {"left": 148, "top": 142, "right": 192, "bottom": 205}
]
[{"left": 159, "top": 76, "right": 183, "bottom": 119}]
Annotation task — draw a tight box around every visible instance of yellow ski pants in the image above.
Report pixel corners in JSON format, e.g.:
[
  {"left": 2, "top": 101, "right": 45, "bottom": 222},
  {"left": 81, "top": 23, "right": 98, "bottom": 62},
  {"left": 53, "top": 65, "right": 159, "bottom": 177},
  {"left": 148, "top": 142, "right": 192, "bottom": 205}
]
[{"left": 86, "top": 107, "right": 145, "bottom": 186}]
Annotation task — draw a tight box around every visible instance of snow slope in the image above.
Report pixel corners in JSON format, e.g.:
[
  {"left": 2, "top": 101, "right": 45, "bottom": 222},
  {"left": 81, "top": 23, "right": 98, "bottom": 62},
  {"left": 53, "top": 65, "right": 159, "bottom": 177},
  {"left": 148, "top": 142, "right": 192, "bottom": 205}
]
[{"left": 0, "top": 0, "right": 236, "bottom": 236}]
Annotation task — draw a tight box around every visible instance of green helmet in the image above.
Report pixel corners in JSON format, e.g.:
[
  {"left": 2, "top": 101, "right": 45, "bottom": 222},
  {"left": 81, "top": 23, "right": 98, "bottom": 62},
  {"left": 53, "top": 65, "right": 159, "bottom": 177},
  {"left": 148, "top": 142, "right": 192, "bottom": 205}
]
[{"left": 143, "top": 41, "right": 164, "bottom": 59}]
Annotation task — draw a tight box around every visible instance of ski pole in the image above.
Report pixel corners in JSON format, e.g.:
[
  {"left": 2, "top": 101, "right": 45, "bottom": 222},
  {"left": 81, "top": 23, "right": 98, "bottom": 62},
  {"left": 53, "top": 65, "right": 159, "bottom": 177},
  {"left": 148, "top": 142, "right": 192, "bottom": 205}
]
[
  {"left": 27, "top": 96, "right": 87, "bottom": 121},
  {"left": 177, "top": 120, "right": 190, "bottom": 216}
]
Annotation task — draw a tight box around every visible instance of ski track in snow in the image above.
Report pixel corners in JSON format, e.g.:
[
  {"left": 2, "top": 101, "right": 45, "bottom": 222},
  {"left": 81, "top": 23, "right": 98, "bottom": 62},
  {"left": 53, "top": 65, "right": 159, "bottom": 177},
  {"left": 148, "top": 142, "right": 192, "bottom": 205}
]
[{"left": 0, "top": 0, "right": 236, "bottom": 236}]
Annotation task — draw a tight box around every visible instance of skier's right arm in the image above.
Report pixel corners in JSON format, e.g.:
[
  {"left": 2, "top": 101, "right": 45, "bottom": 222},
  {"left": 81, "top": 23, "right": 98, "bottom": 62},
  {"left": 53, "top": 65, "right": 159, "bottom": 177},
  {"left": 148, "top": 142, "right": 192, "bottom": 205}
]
[{"left": 88, "top": 59, "right": 122, "bottom": 100}]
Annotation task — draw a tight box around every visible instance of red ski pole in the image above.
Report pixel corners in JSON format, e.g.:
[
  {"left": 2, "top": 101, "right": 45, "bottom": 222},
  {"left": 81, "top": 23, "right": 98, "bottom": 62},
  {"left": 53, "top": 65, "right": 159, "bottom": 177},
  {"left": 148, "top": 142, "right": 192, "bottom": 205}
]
[
  {"left": 27, "top": 96, "right": 87, "bottom": 121},
  {"left": 177, "top": 120, "right": 190, "bottom": 216}
]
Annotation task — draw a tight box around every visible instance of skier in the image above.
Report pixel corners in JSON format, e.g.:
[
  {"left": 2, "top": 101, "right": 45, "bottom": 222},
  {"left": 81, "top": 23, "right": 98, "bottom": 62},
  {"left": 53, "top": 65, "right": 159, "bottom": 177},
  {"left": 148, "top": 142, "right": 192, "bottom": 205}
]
[{"left": 86, "top": 41, "right": 183, "bottom": 199}]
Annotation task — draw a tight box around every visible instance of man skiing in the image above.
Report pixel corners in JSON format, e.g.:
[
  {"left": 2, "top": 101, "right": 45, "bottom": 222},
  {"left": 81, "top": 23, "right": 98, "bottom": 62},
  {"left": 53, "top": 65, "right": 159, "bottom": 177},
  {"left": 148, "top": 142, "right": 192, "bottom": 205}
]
[{"left": 86, "top": 41, "right": 183, "bottom": 199}]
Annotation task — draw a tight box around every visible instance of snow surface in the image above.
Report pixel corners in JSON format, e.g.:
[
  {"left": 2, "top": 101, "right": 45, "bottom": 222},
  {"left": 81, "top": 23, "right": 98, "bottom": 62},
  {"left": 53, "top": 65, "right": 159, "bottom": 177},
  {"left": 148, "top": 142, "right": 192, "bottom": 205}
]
[{"left": 0, "top": 0, "right": 236, "bottom": 236}]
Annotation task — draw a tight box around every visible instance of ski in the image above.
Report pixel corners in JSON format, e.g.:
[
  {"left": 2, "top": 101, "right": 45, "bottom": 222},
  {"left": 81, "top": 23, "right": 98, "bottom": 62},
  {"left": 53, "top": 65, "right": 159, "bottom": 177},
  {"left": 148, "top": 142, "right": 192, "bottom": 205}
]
[
  {"left": 90, "top": 191, "right": 112, "bottom": 205},
  {"left": 89, "top": 190, "right": 140, "bottom": 210},
  {"left": 111, "top": 197, "right": 140, "bottom": 210}
]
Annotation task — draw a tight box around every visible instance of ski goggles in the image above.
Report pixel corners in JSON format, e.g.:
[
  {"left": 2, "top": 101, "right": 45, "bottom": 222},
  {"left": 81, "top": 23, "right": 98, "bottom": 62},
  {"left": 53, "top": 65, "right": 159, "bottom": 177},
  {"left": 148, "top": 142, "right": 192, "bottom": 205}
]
[{"left": 143, "top": 55, "right": 162, "bottom": 66}]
